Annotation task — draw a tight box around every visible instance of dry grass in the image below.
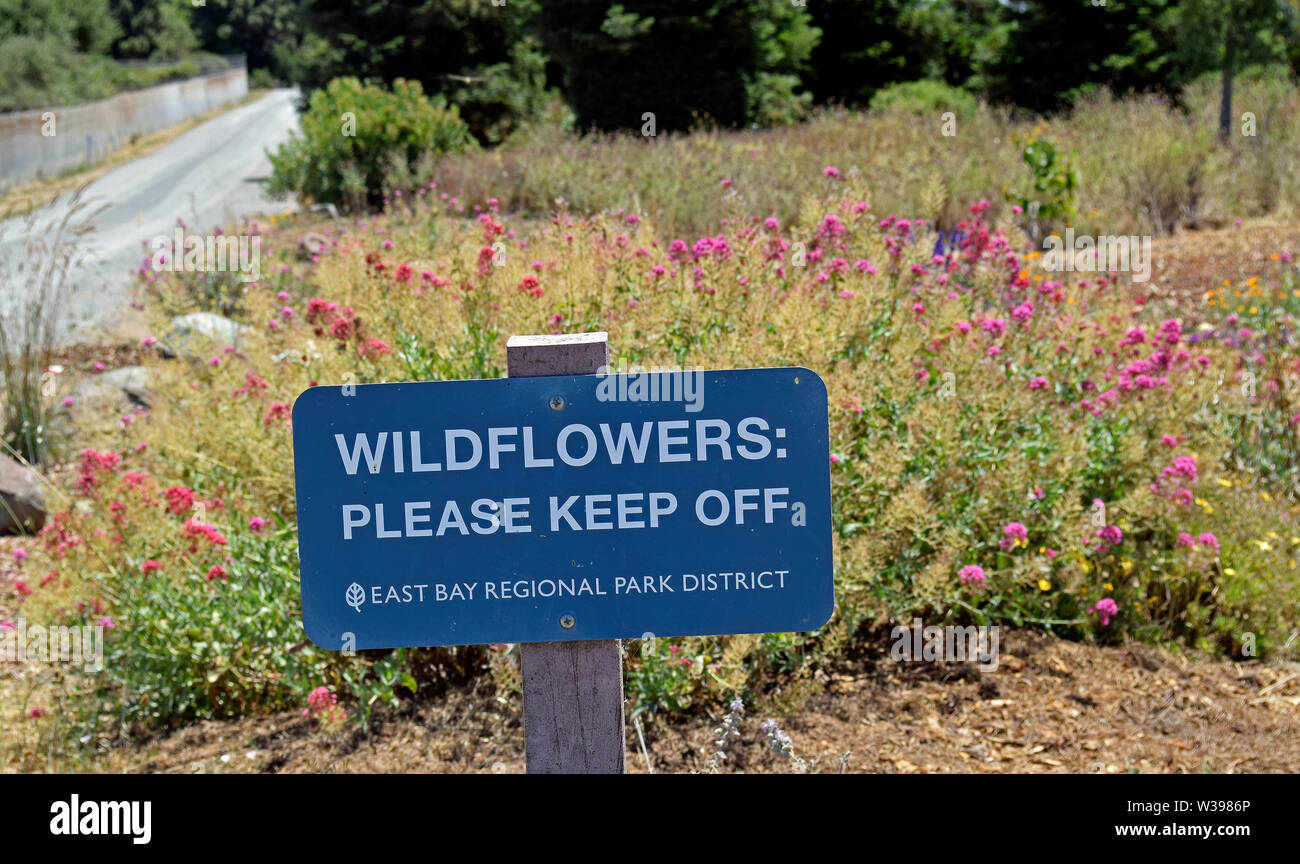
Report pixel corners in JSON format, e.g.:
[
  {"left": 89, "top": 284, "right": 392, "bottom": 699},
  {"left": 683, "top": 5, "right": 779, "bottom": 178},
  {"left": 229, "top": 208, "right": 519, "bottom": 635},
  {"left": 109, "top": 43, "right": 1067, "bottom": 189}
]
[{"left": 427, "top": 78, "right": 1299, "bottom": 240}]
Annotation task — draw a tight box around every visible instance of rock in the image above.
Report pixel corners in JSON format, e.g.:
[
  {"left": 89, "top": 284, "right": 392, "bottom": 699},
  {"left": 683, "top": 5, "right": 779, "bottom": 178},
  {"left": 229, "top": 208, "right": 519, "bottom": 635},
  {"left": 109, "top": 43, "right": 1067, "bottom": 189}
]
[
  {"left": 0, "top": 454, "right": 46, "bottom": 534},
  {"left": 163, "top": 312, "right": 247, "bottom": 358},
  {"left": 73, "top": 365, "right": 152, "bottom": 410}
]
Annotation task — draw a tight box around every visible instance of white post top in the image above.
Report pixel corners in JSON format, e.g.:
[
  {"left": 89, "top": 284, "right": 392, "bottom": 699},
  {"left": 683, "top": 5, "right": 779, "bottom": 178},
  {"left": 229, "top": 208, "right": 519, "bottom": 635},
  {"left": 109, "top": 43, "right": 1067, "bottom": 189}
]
[{"left": 506, "top": 332, "right": 608, "bottom": 349}]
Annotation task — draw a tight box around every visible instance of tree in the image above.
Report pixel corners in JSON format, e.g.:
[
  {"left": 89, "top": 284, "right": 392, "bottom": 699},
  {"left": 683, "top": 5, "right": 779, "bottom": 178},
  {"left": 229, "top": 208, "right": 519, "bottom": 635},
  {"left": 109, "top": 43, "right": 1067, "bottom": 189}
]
[
  {"left": 109, "top": 0, "right": 199, "bottom": 59},
  {"left": 190, "top": 0, "right": 302, "bottom": 75},
  {"left": 902, "top": 0, "right": 1009, "bottom": 92},
  {"left": 536, "top": 0, "right": 818, "bottom": 132},
  {"left": 277, "top": 0, "right": 548, "bottom": 143},
  {"left": 1170, "top": 0, "right": 1295, "bottom": 139},
  {"left": 804, "top": 0, "right": 1005, "bottom": 107},
  {"left": 0, "top": 0, "right": 121, "bottom": 54},
  {"left": 986, "top": 0, "right": 1182, "bottom": 113}
]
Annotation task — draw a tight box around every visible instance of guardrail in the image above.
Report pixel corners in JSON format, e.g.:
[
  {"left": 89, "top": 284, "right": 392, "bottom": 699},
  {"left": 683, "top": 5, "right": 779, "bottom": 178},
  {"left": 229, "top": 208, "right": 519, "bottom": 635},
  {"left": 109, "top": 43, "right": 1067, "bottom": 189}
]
[{"left": 0, "top": 58, "right": 249, "bottom": 192}]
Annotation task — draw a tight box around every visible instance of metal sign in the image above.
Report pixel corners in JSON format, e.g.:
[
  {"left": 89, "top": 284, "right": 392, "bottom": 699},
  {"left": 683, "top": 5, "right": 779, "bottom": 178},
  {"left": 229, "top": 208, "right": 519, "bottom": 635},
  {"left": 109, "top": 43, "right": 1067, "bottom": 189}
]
[{"left": 293, "top": 367, "right": 833, "bottom": 649}]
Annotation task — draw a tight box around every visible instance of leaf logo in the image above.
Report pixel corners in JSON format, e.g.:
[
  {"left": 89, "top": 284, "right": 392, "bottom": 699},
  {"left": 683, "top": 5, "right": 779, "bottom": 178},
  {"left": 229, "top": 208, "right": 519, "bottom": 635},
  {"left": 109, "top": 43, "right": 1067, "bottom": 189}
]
[{"left": 345, "top": 582, "right": 365, "bottom": 612}]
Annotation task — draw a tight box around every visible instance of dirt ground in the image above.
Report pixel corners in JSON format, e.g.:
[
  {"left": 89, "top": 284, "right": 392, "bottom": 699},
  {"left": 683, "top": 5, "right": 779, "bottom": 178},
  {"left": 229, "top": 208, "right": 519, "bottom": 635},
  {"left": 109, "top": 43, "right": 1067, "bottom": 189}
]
[
  {"left": 83, "top": 629, "right": 1299, "bottom": 775},
  {"left": 1144, "top": 220, "right": 1300, "bottom": 299}
]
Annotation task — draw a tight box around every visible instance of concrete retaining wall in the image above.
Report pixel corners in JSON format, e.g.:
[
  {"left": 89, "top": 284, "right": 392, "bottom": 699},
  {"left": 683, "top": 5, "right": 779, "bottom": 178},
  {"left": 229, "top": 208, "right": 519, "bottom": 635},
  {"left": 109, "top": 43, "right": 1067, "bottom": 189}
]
[{"left": 0, "top": 65, "right": 248, "bottom": 191}]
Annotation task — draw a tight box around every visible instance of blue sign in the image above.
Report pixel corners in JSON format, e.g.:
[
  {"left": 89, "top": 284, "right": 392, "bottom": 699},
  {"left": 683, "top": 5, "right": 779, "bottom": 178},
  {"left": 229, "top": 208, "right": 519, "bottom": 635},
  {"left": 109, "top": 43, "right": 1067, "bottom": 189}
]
[{"left": 292, "top": 367, "right": 833, "bottom": 649}]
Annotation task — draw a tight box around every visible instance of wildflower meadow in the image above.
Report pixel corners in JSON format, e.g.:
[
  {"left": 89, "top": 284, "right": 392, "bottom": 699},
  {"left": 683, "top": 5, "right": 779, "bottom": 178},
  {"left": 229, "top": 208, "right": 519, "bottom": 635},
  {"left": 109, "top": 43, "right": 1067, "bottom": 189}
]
[
  {"left": 2, "top": 0, "right": 1299, "bottom": 783},
  {"left": 6, "top": 102, "right": 1299, "bottom": 765}
]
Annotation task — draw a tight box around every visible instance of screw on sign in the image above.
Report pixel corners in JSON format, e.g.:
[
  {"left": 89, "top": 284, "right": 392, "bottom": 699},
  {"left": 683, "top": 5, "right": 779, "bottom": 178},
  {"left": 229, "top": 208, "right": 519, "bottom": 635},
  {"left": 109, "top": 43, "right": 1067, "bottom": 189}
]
[{"left": 291, "top": 331, "right": 834, "bottom": 773}]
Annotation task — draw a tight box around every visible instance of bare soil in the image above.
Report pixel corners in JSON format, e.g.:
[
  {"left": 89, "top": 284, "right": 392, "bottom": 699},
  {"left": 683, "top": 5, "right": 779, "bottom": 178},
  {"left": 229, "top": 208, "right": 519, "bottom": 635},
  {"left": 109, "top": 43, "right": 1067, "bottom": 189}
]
[
  {"left": 1145, "top": 220, "right": 1300, "bottom": 300},
  {"left": 82, "top": 629, "right": 1300, "bottom": 775}
]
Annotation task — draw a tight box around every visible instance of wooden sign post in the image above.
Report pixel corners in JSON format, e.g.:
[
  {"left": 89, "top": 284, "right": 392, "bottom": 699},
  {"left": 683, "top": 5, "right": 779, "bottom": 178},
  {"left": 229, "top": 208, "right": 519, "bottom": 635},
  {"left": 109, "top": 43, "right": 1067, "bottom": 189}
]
[{"left": 506, "top": 332, "right": 627, "bottom": 774}]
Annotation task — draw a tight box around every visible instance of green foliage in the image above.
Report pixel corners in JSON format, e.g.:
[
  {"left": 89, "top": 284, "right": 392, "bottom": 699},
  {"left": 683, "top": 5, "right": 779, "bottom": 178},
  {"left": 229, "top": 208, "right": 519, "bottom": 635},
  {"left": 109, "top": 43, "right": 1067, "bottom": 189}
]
[
  {"left": 109, "top": 0, "right": 199, "bottom": 59},
  {"left": 0, "top": 0, "right": 130, "bottom": 109},
  {"left": 1171, "top": 0, "right": 1296, "bottom": 78},
  {"left": 272, "top": 0, "right": 551, "bottom": 144},
  {"left": 79, "top": 519, "right": 320, "bottom": 729},
  {"left": 9, "top": 0, "right": 1299, "bottom": 139},
  {"left": 0, "top": 36, "right": 121, "bottom": 110},
  {"left": 757, "top": 631, "right": 810, "bottom": 675},
  {"left": 445, "top": 37, "right": 555, "bottom": 145},
  {"left": 806, "top": 0, "right": 1005, "bottom": 106},
  {"left": 745, "top": 72, "right": 813, "bottom": 127},
  {"left": 58, "top": 513, "right": 424, "bottom": 735},
  {"left": 536, "top": 0, "right": 818, "bottom": 132},
  {"left": 265, "top": 77, "right": 476, "bottom": 211},
  {"left": 337, "top": 647, "right": 418, "bottom": 727},
  {"left": 627, "top": 637, "right": 708, "bottom": 717},
  {"left": 868, "top": 79, "right": 978, "bottom": 117},
  {"left": 0, "top": 0, "right": 122, "bottom": 54},
  {"left": 191, "top": 0, "right": 302, "bottom": 78},
  {"left": 986, "top": 0, "right": 1183, "bottom": 112},
  {"left": 1008, "top": 136, "right": 1079, "bottom": 241},
  {"left": 248, "top": 66, "right": 276, "bottom": 90},
  {"left": 0, "top": 0, "right": 217, "bottom": 112}
]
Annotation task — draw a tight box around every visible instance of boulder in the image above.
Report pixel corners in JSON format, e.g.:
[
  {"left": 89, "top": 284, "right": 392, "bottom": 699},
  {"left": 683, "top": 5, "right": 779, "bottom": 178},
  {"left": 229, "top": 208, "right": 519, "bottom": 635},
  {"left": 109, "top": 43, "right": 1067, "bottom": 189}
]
[
  {"left": 73, "top": 365, "right": 152, "bottom": 410},
  {"left": 162, "top": 312, "right": 247, "bottom": 358},
  {"left": 0, "top": 453, "right": 46, "bottom": 535}
]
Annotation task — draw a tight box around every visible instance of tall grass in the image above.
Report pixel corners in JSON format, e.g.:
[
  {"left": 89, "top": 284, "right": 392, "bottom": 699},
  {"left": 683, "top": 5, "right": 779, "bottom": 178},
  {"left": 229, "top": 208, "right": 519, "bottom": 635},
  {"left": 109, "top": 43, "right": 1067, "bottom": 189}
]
[
  {"left": 428, "top": 77, "right": 1298, "bottom": 239},
  {"left": 0, "top": 189, "right": 105, "bottom": 465}
]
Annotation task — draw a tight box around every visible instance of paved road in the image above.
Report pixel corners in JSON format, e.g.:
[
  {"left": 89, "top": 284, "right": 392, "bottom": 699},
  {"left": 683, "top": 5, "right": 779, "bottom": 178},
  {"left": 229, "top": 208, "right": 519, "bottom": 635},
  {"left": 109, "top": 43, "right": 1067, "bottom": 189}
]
[{"left": 0, "top": 88, "right": 301, "bottom": 342}]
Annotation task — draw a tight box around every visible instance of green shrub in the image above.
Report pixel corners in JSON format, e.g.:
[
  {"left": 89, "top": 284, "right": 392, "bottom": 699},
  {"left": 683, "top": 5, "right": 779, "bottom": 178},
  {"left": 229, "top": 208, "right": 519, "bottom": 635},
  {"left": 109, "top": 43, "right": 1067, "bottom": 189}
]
[
  {"left": 0, "top": 36, "right": 128, "bottom": 110},
  {"left": 627, "top": 636, "right": 712, "bottom": 717},
  {"left": 1007, "top": 135, "right": 1079, "bottom": 244},
  {"left": 746, "top": 71, "right": 813, "bottom": 127},
  {"left": 444, "top": 38, "right": 556, "bottom": 145},
  {"left": 266, "top": 77, "right": 477, "bottom": 212},
  {"left": 80, "top": 517, "right": 324, "bottom": 729},
  {"left": 869, "top": 79, "right": 978, "bottom": 118},
  {"left": 248, "top": 67, "right": 276, "bottom": 90}
]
